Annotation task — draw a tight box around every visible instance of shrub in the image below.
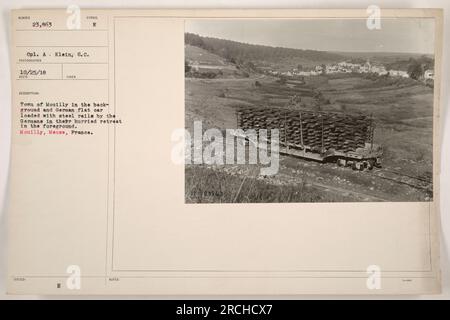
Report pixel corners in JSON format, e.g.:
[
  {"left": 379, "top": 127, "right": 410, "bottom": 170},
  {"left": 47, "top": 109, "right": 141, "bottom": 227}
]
[
  {"left": 184, "top": 60, "right": 191, "bottom": 73},
  {"left": 277, "top": 77, "right": 287, "bottom": 84}
]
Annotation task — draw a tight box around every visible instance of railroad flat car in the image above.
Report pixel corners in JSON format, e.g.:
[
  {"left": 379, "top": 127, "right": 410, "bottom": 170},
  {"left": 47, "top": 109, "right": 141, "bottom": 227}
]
[{"left": 236, "top": 106, "right": 383, "bottom": 170}]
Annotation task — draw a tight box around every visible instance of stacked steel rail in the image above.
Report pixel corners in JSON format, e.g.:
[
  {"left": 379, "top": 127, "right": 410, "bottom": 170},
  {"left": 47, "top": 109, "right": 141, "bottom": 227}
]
[{"left": 236, "top": 106, "right": 374, "bottom": 153}]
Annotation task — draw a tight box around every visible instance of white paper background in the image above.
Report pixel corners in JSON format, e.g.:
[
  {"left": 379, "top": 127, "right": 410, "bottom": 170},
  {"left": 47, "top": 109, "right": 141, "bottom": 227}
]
[{"left": 0, "top": 0, "right": 448, "bottom": 299}]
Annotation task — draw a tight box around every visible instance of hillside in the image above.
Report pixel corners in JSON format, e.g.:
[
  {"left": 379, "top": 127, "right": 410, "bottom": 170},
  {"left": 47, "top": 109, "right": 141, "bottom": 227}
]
[
  {"left": 185, "top": 44, "right": 228, "bottom": 66},
  {"left": 185, "top": 44, "right": 246, "bottom": 78},
  {"left": 185, "top": 33, "right": 435, "bottom": 73},
  {"left": 185, "top": 32, "right": 346, "bottom": 69}
]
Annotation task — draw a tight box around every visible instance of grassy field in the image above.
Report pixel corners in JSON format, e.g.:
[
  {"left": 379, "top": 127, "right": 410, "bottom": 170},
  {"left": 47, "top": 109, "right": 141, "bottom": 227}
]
[{"left": 186, "top": 165, "right": 327, "bottom": 203}]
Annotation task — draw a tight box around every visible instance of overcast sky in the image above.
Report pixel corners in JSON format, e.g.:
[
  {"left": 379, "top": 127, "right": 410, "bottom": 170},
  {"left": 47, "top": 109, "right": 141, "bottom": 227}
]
[{"left": 185, "top": 18, "right": 435, "bottom": 54}]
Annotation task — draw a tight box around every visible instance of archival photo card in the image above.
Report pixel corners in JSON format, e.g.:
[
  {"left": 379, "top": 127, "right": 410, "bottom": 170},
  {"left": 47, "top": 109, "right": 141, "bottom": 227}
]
[{"left": 7, "top": 8, "right": 442, "bottom": 295}]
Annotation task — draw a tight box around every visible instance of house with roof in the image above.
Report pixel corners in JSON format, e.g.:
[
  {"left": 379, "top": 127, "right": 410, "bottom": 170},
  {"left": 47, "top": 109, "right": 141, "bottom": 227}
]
[{"left": 424, "top": 69, "right": 434, "bottom": 80}]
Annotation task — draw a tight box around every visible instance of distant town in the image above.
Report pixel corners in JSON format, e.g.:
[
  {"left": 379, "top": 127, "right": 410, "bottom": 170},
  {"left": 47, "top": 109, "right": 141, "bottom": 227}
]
[
  {"left": 187, "top": 58, "right": 434, "bottom": 82},
  {"left": 261, "top": 60, "right": 434, "bottom": 80}
]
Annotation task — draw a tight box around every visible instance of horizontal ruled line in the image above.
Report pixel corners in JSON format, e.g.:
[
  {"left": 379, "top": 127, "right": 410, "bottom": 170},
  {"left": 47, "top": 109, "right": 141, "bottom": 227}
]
[
  {"left": 15, "top": 45, "right": 108, "bottom": 48},
  {"left": 16, "top": 62, "right": 108, "bottom": 64},
  {"left": 16, "top": 78, "right": 108, "bottom": 81},
  {"left": 16, "top": 29, "right": 108, "bottom": 31}
]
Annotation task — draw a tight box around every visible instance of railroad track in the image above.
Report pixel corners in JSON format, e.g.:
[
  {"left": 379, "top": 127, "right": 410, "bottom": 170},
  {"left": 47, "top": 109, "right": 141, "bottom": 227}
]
[{"left": 369, "top": 167, "right": 432, "bottom": 192}]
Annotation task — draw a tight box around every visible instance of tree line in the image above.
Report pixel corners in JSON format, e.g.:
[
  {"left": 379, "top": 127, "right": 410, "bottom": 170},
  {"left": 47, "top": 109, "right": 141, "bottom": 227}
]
[{"left": 185, "top": 32, "right": 343, "bottom": 64}]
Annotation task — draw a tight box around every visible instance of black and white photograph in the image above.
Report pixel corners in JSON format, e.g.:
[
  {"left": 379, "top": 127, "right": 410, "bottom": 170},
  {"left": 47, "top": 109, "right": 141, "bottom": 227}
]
[{"left": 184, "top": 18, "right": 435, "bottom": 203}]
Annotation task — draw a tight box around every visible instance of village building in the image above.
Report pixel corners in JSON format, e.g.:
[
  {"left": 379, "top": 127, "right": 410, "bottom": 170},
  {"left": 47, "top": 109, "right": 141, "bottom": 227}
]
[
  {"left": 424, "top": 69, "right": 434, "bottom": 80},
  {"left": 389, "top": 69, "right": 409, "bottom": 78},
  {"left": 189, "top": 60, "right": 200, "bottom": 72}
]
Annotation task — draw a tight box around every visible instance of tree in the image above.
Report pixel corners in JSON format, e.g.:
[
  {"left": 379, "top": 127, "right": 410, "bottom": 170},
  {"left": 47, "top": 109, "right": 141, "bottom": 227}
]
[
  {"left": 221, "top": 47, "right": 232, "bottom": 61},
  {"left": 277, "top": 77, "right": 287, "bottom": 84},
  {"left": 185, "top": 60, "right": 191, "bottom": 73},
  {"left": 185, "top": 33, "right": 205, "bottom": 48},
  {"left": 245, "top": 61, "right": 256, "bottom": 71},
  {"left": 407, "top": 61, "right": 423, "bottom": 80}
]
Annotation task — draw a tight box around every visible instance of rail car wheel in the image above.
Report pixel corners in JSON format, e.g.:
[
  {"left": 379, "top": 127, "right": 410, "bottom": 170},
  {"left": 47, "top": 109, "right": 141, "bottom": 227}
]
[
  {"left": 367, "top": 159, "right": 375, "bottom": 170},
  {"left": 352, "top": 161, "right": 364, "bottom": 171},
  {"left": 337, "top": 159, "right": 347, "bottom": 167}
]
